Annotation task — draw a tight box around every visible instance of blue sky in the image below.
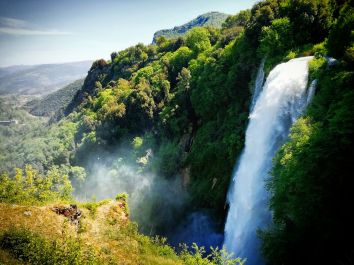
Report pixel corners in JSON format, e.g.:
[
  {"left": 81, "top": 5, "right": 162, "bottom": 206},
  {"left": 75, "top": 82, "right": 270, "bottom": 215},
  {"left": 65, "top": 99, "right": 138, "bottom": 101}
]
[{"left": 0, "top": 0, "right": 257, "bottom": 67}]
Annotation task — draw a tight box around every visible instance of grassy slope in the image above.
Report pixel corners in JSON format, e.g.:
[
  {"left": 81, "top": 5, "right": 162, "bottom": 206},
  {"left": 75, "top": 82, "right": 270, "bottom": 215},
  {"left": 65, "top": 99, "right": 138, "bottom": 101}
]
[{"left": 0, "top": 200, "right": 182, "bottom": 265}]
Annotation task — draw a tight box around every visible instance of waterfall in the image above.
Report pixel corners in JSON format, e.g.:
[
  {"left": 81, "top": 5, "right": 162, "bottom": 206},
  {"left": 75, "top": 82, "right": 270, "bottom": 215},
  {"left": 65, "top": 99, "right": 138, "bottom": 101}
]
[
  {"left": 250, "top": 59, "right": 265, "bottom": 112},
  {"left": 224, "top": 57, "right": 314, "bottom": 265},
  {"left": 306, "top": 79, "right": 317, "bottom": 105}
]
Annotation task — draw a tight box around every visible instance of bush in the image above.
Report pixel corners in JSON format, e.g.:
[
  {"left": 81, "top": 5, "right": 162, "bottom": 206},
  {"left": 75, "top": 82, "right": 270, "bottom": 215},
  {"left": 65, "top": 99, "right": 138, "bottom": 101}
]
[
  {"left": 259, "top": 17, "right": 293, "bottom": 57},
  {"left": 80, "top": 199, "right": 110, "bottom": 217},
  {"left": 115, "top": 192, "right": 128, "bottom": 201},
  {"left": 153, "top": 140, "right": 181, "bottom": 178},
  {"left": 308, "top": 57, "right": 326, "bottom": 80},
  {"left": 179, "top": 243, "right": 244, "bottom": 265},
  {"left": 185, "top": 27, "right": 211, "bottom": 54},
  {"left": 327, "top": 3, "right": 354, "bottom": 59},
  {"left": 0, "top": 165, "right": 73, "bottom": 204},
  {"left": 0, "top": 229, "right": 99, "bottom": 265}
]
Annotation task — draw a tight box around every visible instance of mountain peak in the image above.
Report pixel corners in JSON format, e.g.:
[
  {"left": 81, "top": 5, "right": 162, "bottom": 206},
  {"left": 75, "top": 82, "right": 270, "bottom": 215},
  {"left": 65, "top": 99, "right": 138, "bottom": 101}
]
[{"left": 152, "top": 11, "right": 229, "bottom": 43}]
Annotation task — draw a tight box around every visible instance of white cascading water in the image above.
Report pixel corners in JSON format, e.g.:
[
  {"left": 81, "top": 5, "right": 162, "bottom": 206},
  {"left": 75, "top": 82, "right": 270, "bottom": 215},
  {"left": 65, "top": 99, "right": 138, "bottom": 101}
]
[
  {"left": 250, "top": 59, "right": 265, "bottom": 112},
  {"left": 224, "top": 56, "right": 314, "bottom": 265}
]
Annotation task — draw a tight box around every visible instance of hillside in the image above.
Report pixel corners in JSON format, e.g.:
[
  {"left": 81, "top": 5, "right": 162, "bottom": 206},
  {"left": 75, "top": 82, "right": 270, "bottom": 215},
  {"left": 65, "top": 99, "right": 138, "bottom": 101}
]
[
  {"left": 0, "top": 170, "right": 241, "bottom": 265},
  {"left": 152, "top": 12, "right": 228, "bottom": 43},
  {"left": 26, "top": 79, "right": 84, "bottom": 117},
  {"left": 0, "top": 61, "right": 91, "bottom": 96},
  {"left": 0, "top": 199, "right": 182, "bottom": 265},
  {"left": 0, "top": 65, "right": 35, "bottom": 79}
]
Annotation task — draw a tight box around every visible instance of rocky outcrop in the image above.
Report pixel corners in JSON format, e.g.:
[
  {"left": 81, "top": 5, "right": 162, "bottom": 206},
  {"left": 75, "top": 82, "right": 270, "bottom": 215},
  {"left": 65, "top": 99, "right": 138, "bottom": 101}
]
[{"left": 52, "top": 204, "right": 82, "bottom": 225}]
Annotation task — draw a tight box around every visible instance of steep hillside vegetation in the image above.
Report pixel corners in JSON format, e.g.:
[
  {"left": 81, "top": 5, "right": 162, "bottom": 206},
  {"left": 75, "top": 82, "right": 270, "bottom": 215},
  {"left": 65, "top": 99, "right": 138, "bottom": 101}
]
[
  {"left": 0, "top": 61, "right": 91, "bottom": 96},
  {"left": 26, "top": 79, "right": 84, "bottom": 117},
  {"left": 152, "top": 12, "right": 228, "bottom": 43}
]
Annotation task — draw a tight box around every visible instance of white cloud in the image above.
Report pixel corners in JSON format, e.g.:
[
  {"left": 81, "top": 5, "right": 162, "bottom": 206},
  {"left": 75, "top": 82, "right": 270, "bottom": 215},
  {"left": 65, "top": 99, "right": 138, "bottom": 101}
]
[
  {"left": 0, "top": 27, "right": 72, "bottom": 36},
  {"left": 0, "top": 16, "right": 72, "bottom": 36},
  {"left": 0, "top": 17, "right": 28, "bottom": 28}
]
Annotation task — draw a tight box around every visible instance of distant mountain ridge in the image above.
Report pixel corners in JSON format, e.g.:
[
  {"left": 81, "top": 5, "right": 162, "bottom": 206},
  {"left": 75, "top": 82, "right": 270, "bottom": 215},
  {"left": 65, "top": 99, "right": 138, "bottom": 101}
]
[
  {"left": 152, "top": 12, "right": 229, "bottom": 43},
  {"left": 25, "top": 79, "right": 84, "bottom": 118},
  {"left": 0, "top": 61, "right": 92, "bottom": 96},
  {"left": 0, "top": 65, "right": 35, "bottom": 79}
]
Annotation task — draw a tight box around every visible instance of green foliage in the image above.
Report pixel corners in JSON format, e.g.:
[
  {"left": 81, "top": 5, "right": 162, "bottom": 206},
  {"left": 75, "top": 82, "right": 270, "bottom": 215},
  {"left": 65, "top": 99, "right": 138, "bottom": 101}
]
[
  {"left": 137, "top": 235, "right": 177, "bottom": 262},
  {"left": 0, "top": 165, "right": 73, "bottom": 204},
  {"left": 115, "top": 192, "right": 128, "bottom": 201},
  {"left": 185, "top": 28, "right": 212, "bottom": 54},
  {"left": 327, "top": 3, "right": 354, "bottom": 64},
  {"left": 285, "top": 0, "right": 333, "bottom": 45},
  {"left": 312, "top": 41, "right": 327, "bottom": 58},
  {"left": 26, "top": 79, "right": 84, "bottom": 118},
  {"left": 284, "top": 50, "right": 296, "bottom": 60},
  {"left": 186, "top": 33, "right": 256, "bottom": 208},
  {"left": 0, "top": 98, "right": 79, "bottom": 174},
  {"left": 222, "top": 10, "right": 251, "bottom": 29},
  {"left": 179, "top": 243, "right": 244, "bottom": 265},
  {"left": 259, "top": 17, "right": 293, "bottom": 58},
  {"left": 153, "top": 140, "right": 181, "bottom": 178},
  {"left": 80, "top": 199, "right": 110, "bottom": 217},
  {"left": 125, "top": 78, "right": 156, "bottom": 133},
  {"left": 308, "top": 57, "right": 327, "bottom": 79},
  {"left": 0, "top": 229, "right": 99, "bottom": 265},
  {"left": 168, "top": 46, "right": 194, "bottom": 79},
  {"left": 132, "top": 137, "right": 143, "bottom": 150}
]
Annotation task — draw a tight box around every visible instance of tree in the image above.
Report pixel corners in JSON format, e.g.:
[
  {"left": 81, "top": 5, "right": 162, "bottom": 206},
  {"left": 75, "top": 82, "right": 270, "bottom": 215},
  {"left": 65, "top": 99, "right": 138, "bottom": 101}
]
[
  {"left": 185, "top": 27, "right": 211, "bottom": 54},
  {"left": 0, "top": 165, "right": 73, "bottom": 204},
  {"left": 222, "top": 10, "right": 251, "bottom": 29},
  {"left": 286, "top": 0, "right": 332, "bottom": 45},
  {"left": 327, "top": 3, "right": 354, "bottom": 61},
  {"left": 259, "top": 17, "right": 293, "bottom": 57}
]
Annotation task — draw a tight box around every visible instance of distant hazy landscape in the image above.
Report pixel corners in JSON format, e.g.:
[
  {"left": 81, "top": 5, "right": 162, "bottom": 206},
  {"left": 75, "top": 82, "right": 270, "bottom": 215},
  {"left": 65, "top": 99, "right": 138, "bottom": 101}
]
[{"left": 0, "top": 60, "right": 91, "bottom": 96}]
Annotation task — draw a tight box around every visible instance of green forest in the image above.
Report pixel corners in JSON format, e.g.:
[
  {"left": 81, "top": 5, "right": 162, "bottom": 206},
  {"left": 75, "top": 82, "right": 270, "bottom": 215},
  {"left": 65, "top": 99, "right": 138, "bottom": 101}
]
[{"left": 0, "top": 0, "right": 353, "bottom": 264}]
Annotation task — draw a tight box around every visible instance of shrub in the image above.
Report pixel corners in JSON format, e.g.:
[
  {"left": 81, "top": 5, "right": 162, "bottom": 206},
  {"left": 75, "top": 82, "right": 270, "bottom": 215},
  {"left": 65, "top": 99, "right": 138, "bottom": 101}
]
[
  {"left": 185, "top": 27, "right": 211, "bottom": 54},
  {"left": 179, "top": 243, "right": 245, "bottom": 265},
  {"left": 0, "top": 165, "right": 73, "bottom": 204},
  {"left": 0, "top": 229, "right": 99, "bottom": 265},
  {"left": 80, "top": 199, "right": 110, "bottom": 217}
]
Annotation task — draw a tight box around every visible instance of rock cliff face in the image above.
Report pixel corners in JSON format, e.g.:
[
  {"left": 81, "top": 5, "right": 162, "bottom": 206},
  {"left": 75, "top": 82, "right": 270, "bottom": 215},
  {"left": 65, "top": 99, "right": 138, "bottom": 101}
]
[{"left": 152, "top": 12, "right": 229, "bottom": 43}]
